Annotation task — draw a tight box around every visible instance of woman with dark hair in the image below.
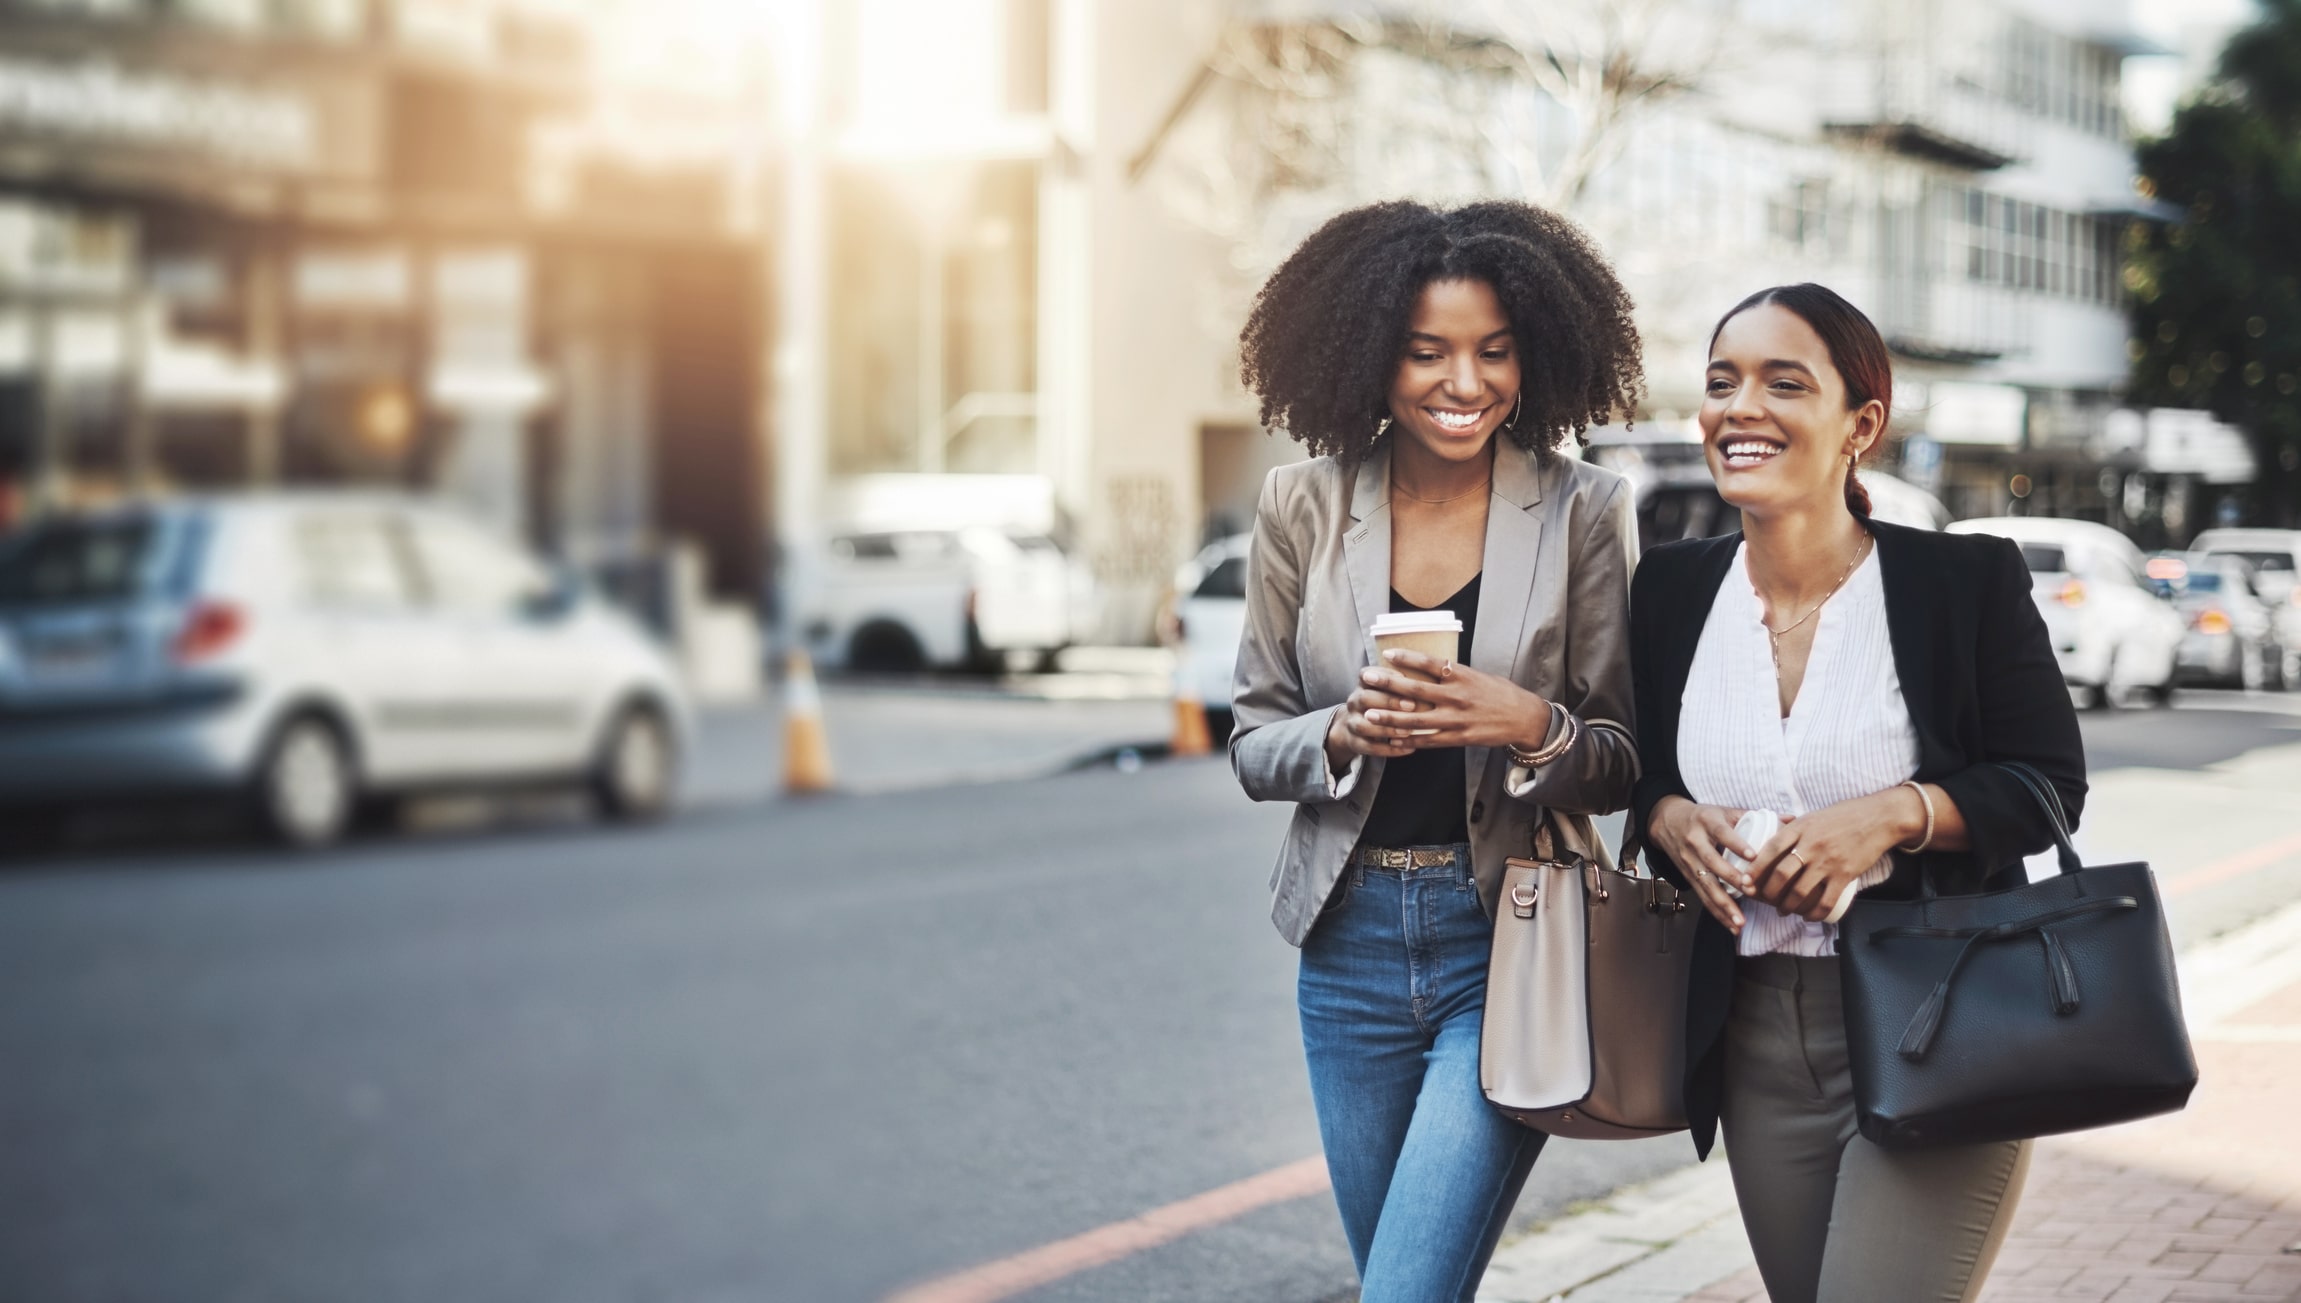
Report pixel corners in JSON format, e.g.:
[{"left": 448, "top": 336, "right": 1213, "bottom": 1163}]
[
  {"left": 1629, "top": 284, "right": 2088, "bottom": 1301},
  {"left": 1228, "top": 200, "right": 1643, "bottom": 1301}
]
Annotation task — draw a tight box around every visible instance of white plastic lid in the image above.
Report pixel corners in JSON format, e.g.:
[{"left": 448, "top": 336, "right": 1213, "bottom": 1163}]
[{"left": 1369, "top": 610, "right": 1464, "bottom": 635}]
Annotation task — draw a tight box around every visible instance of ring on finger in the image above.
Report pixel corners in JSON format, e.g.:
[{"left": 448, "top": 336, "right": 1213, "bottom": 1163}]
[{"left": 1789, "top": 850, "right": 1809, "bottom": 870}]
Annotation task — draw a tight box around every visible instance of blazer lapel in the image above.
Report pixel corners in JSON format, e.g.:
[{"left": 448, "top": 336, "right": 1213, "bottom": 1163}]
[
  {"left": 1465, "top": 448, "right": 1547, "bottom": 807},
  {"left": 1474, "top": 446, "right": 1546, "bottom": 685},
  {"left": 1870, "top": 522, "right": 1949, "bottom": 772},
  {"left": 1343, "top": 444, "right": 1392, "bottom": 667}
]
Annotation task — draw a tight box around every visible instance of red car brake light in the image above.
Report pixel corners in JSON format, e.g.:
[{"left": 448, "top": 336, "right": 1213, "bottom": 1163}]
[{"left": 173, "top": 601, "right": 245, "bottom": 663}]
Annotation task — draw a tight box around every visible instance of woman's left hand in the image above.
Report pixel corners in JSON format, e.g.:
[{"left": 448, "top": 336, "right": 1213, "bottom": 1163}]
[
  {"left": 1358, "top": 649, "right": 1552, "bottom": 752},
  {"left": 1746, "top": 788, "right": 1913, "bottom": 921}
]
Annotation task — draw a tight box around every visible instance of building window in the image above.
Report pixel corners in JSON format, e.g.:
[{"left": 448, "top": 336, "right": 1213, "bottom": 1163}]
[
  {"left": 1768, "top": 178, "right": 1830, "bottom": 253},
  {"left": 1999, "top": 18, "right": 2124, "bottom": 139},
  {"left": 1948, "top": 186, "right": 2124, "bottom": 308},
  {"left": 826, "top": 159, "right": 1040, "bottom": 477}
]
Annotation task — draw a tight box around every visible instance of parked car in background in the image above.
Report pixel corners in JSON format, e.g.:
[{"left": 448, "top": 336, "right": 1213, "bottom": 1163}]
[
  {"left": 797, "top": 474, "right": 1097, "bottom": 674},
  {"left": 1170, "top": 533, "right": 1250, "bottom": 740},
  {"left": 1948, "top": 517, "right": 2183, "bottom": 709},
  {"left": 2147, "top": 552, "right": 2280, "bottom": 690},
  {"left": 2190, "top": 528, "right": 2301, "bottom": 686},
  {"left": 0, "top": 496, "right": 689, "bottom": 848},
  {"left": 803, "top": 525, "right": 1085, "bottom": 673},
  {"left": 2191, "top": 528, "right": 2301, "bottom": 603}
]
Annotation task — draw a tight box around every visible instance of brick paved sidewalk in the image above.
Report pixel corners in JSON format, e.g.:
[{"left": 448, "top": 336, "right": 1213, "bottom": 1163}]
[{"left": 1686, "top": 977, "right": 2301, "bottom": 1303}]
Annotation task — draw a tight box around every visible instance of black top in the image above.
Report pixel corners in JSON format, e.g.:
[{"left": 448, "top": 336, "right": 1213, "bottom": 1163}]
[
  {"left": 1627, "top": 519, "right": 2088, "bottom": 1161},
  {"left": 1356, "top": 572, "right": 1481, "bottom": 850}
]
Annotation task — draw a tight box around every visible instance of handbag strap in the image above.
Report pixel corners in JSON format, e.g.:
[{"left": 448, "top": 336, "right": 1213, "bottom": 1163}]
[
  {"left": 2000, "top": 761, "right": 2084, "bottom": 877},
  {"left": 1870, "top": 894, "right": 2139, "bottom": 1060}
]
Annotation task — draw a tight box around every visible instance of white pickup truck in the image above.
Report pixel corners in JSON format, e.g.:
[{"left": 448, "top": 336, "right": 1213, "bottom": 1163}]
[{"left": 795, "top": 476, "right": 1098, "bottom": 673}]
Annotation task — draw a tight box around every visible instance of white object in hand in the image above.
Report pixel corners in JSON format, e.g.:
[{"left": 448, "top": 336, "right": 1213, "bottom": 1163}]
[
  {"left": 1719, "top": 809, "right": 1777, "bottom": 899},
  {"left": 1723, "top": 807, "right": 1864, "bottom": 923}
]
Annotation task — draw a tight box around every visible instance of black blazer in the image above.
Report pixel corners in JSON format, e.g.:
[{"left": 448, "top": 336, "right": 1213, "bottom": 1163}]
[{"left": 1628, "top": 519, "right": 2088, "bottom": 1160}]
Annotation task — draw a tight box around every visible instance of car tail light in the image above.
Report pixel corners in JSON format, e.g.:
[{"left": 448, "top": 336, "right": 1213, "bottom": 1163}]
[
  {"left": 2057, "top": 579, "right": 2086, "bottom": 607},
  {"left": 173, "top": 601, "right": 245, "bottom": 663},
  {"left": 2196, "top": 608, "right": 2233, "bottom": 636}
]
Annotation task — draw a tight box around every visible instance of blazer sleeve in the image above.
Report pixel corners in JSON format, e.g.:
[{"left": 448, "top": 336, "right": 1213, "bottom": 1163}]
[
  {"left": 1930, "top": 535, "right": 2089, "bottom": 874},
  {"left": 1228, "top": 470, "right": 1349, "bottom": 806},
  {"left": 1502, "top": 475, "right": 1641, "bottom": 814},
  {"left": 1627, "top": 547, "right": 1694, "bottom": 887}
]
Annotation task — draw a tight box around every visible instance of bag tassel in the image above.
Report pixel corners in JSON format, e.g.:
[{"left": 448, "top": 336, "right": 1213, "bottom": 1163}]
[{"left": 2039, "top": 927, "right": 2082, "bottom": 1016}]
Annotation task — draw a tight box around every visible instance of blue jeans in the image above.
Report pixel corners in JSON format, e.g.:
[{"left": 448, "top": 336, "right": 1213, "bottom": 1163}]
[{"left": 1298, "top": 845, "right": 1544, "bottom": 1302}]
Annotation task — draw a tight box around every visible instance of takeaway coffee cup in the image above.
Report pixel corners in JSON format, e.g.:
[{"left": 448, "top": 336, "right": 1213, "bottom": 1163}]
[{"left": 1370, "top": 611, "right": 1463, "bottom": 735}]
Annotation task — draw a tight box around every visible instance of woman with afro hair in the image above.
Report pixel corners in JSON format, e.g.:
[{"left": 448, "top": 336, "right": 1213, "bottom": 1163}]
[{"left": 1229, "top": 199, "right": 1645, "bottom": 1299}]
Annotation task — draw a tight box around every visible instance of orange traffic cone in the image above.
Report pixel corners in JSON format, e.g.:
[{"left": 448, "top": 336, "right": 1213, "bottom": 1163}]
[
  {"left": 783, "top": 647, "right": 836, "bottom": 795},
  {"left": 1170, "top": 664, "right": 1213, "bottom": 758}
]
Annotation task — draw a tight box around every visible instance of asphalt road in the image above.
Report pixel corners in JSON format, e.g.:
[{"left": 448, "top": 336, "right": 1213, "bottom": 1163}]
[{"left": 3, "top": 694, "right": 2298, "bottom": 1303}]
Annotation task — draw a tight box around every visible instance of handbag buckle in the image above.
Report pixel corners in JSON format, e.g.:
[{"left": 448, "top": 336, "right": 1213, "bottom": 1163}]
[{"left": 1510, "top": 881, "right": 1539, "bottom": 919}]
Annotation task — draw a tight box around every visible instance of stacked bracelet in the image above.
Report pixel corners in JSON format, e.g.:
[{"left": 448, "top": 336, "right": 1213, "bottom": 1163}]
[
  {"left": 1507, "top": 703, "right": 1580, "bottom": 769},
  {"left": 1895, "top": 779, "right": 1937, "bottom": 853}
]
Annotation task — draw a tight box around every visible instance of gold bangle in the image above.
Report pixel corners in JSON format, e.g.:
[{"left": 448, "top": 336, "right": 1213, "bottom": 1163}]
[
  {"left": 1895, "top": 780, "right": 1936, "bottom": 854},
  {"left": 1508, "top": 704, "right": 1578, "bottom": 768}
]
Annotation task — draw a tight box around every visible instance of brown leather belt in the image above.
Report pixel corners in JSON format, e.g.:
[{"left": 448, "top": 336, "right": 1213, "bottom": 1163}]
[{"left": 1354, "top": 846, "right": 1462, "bottom": 869}]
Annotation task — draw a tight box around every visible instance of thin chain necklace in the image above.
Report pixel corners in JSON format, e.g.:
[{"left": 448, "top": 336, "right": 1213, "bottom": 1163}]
[
  {"left": 1760, "top": 534, "right": 1871, "bottom": 670},
  {"left": 1392, "top": 475, "right": 1491, "bottom": 506}
]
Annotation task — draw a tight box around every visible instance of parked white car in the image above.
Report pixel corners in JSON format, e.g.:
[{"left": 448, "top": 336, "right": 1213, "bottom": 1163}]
[
  {"left": 1171, "top": 534, "right": 1251, "bottom": 737},
  {"left": 0, "top": 495, "right": 690, "bottom": 847},
  {"left": 802, "top": 525, "right": 1086, "bottom": 673},
  {"left": 1948, "top": 517, "right": 2184, "bottom": 709},
  {"left": 2149, "top": 552, "right": 2280, "bottom": 690},
  {"left": 2190, "top": 528, "right": 2301, "bottom": 686}
]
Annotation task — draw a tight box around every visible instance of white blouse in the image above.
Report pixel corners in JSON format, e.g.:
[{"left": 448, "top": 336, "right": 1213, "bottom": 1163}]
[{"left": 1678, "top": 542, "right": 1920, "bottom": 957}]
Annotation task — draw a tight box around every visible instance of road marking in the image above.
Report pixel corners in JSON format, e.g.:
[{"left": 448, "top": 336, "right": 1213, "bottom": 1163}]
[
  {"left": 882, "top": 1156, "right": 1330, "bottom": 1303},
  {"left": 2165, "top": 829, "right": 2301, "bottom": 899}
]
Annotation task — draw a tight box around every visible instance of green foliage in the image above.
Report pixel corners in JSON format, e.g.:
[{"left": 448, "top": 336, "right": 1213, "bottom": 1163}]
[{"left": 2129, "top": 0, "right": 2301, "bottom": 521}]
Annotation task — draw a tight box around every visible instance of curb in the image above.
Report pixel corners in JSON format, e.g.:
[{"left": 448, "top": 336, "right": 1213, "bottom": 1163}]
[{"left": 1475, "top": 895, "right": 2301, "bottom": 1303}]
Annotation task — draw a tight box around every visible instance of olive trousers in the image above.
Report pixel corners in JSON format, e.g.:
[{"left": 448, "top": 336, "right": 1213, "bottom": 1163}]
[{"left": 1719, "top": 953, "right": 2031, "bottom": 1303}]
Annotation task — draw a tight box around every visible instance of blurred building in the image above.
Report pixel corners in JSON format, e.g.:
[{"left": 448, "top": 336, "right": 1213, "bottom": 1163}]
[
  {"left": 1528, "top": 0, "right": 2178, "bottom": 526},
  {"left": 773, "top": 0, "right": 2252, "bottom": 647},
  {"left": 0, "top": 0, "right": 774, "bottom": 603},
  {"left": 772, "top": 0, "right": 1259, "bottom": 643}
]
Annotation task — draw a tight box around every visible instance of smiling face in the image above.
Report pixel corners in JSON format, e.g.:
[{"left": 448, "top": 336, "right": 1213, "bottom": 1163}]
[
  {"left": 1386, "top": 277, "right": 1521, "bottom": 467},
  {"left": 1700, "top": 303, "right": 1883, "bottom": 519}
]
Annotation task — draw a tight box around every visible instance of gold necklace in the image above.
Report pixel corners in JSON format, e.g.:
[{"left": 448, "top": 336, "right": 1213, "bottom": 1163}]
[
  {"left": 1392, "top": 476, "right": 1491, "bottom": 506},
  {"left": 1761, "top": 535, "right": 1871, "bottom": 669}
]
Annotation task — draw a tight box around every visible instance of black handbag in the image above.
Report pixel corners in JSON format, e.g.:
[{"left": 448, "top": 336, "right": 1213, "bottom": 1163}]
[{"left": 1837, "top": 762, "right": 2198, "bottom": 1149}]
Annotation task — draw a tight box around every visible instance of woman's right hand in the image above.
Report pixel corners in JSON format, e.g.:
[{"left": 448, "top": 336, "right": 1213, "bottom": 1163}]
[
  {"left": 1647, "top": 796, "right": 1756, "bottom": 934},
  {"left": 1324, "top": 680, "right": 1426, "bottom": 772}
]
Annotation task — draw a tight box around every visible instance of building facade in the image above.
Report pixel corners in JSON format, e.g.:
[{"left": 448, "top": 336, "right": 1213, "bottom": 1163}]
[{"left": 0, "top": 0, "right": 775, "bottom": 601}]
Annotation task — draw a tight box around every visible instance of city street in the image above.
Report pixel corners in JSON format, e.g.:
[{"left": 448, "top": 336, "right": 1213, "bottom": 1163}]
[{"left": 3, "top": 695, "right": 2300, "bottom": 1303}]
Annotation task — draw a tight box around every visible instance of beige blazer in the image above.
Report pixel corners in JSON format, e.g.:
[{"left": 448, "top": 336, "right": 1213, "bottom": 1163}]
[{"left": 1230, "top": 440, "right": 1640, "bottom": 945}]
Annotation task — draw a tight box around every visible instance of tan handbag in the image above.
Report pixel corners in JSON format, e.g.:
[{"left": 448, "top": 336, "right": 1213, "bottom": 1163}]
[{"left": 1480, "top": 811, "right": 1697, "bottom": 1139}]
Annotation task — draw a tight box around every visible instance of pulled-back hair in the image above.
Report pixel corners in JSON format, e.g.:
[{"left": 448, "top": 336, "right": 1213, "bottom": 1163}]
[
  {"left": 1240, "top": 200, "right": 1644, "bottom": 462},
  {"left": 1708, "top": 283, "right": 1891, "bottom": 519}
]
